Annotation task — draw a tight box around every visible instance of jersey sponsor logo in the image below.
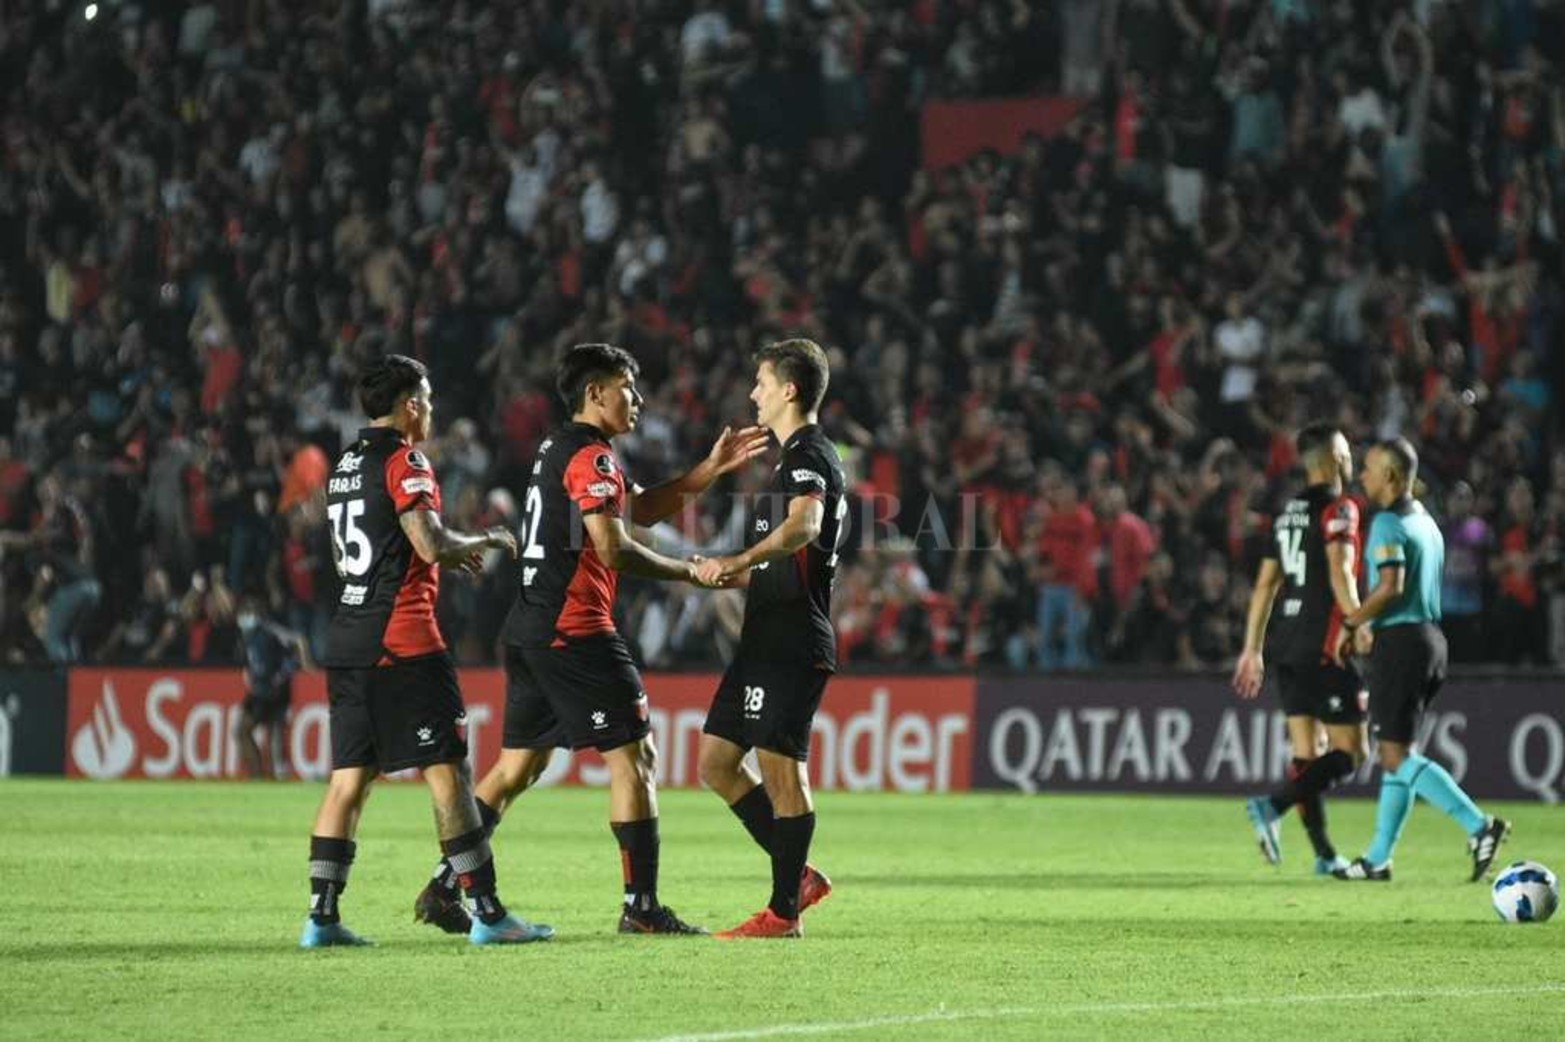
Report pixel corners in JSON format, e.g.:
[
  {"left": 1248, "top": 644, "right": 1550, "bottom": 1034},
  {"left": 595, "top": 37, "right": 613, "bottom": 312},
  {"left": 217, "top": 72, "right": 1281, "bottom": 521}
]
[
  {"left": 335, "top": 453, "right": 363, "bottom": 474},
  {"left": 593, "top": 453, "right": 616, "bottom": 477},
  {"left": 790, "top": 468, "right": 826, "bottom": 489},
  {"left": 406, "top": 450, "right": 431, "bottom": 471},
  {"left": 1375, "top": 544, "right": 1400, "bottom": 561},
  {"left": 401, "top": 476, "right": 435, "bottom": 496},
  {"left": 586, "top": 480, "right": 616, "bottom": 498},
  {"left": 341, "top": 584, "right": 368, "bottom": 606},
  {"left": 1326, "top": 517, "right": 1352, "bottom": 535}
]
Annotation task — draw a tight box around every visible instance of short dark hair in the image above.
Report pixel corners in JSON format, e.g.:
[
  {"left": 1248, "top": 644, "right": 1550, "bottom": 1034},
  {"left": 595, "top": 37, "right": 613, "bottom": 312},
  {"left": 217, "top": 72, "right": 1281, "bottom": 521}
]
[
  {"left": 557, "top": 343, "right": 640, "bottom": 412},
  {"left": 1377, "top": 436, "right": 1419, "bottom": 486},
  {"left": 357, "top": 354, "right": 428, "bottom": 419},
  {"left": 755, "top": 338, "right": 830, "bottom": 414},
  {"left": 1295, "top": 422, "right": 1342, "bottom": 469}
]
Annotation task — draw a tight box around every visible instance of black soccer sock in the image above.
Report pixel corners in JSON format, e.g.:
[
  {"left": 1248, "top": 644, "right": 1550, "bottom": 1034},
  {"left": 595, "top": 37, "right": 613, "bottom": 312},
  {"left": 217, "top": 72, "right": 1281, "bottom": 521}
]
[
  {"left": 309, "top": 835, "right": 356, "bottom": 925},
  {"left": 611, "top": 818, "right": 660, "bottom": 913},
  {"left": 433, "top": 798, "right": 501, "bottom": 894},
  {"left": 442, "top": 827, "right": 508, "bottom": 926},
  {"left": 729, "top": 785, "right": 777, "bottom": 854},
  {"left": 768, "top": 812, "right": 816, "bottom": 921},
  {"left": 1268, "top": 750, "right": 1355, "bottom": 814},
  {"left": 1269, "top": 751, "right": 1355, "bottom": 860}
]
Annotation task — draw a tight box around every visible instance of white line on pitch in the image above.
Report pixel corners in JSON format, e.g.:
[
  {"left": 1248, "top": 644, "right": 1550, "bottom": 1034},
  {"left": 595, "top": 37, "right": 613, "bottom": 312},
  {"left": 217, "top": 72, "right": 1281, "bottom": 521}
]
[{"left": 643, "top": 982, "right": 1565, "bottom": 1042}]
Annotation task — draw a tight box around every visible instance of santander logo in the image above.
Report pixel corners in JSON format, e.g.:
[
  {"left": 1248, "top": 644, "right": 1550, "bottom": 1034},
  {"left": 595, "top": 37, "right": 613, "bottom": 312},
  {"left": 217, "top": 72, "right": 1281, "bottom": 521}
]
[{"left": 72, "top": 680, "right": 138, "bottom": 779}]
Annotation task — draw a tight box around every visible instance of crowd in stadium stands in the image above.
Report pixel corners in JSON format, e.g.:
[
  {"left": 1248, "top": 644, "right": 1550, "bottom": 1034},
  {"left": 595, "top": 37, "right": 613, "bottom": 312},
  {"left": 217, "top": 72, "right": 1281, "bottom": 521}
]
[{"left": 0, "top": 0, "right": 1561, "bottom": 672}]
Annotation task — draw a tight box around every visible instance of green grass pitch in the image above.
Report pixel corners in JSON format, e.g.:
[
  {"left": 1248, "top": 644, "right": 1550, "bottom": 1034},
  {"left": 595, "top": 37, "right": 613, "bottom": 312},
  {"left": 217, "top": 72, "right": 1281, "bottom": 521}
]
[{"left": 3, "top": 780, "right": 1561, "bottom": 1039}]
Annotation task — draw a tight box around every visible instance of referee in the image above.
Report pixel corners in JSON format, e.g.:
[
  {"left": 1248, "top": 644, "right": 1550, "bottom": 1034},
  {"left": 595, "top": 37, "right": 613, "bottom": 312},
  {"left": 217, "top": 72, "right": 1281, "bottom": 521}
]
[{"left": 1333, "top": 438, "right": 1510, "bottom": 882}]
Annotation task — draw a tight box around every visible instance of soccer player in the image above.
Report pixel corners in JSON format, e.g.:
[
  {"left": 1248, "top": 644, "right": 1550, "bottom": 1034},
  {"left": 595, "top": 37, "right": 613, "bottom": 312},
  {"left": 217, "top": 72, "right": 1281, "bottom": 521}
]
[
  {"left": 1232, "top": 423, "right": 1367, "bottom": 874},
  {"left": 303, "top": 354, "right": 551, "bottom": 947},
  {"left": 1333, "top": 438, "right": 1511, "bottom": 882},
  {"left": 415, "top": 343, "right": 768, "bottom": 936},
  {"left": 694, "top": 339, "right": 846, "bottom": 939}
]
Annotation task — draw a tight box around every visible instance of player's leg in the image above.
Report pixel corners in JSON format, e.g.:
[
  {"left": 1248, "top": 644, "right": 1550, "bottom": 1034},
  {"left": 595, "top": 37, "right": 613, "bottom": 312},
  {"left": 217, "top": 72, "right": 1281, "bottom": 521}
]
[
  {"left": 716, "top": 668, "right": 829, "bottom": 939},
  {"left": 603, "top": 735, "right": 703, "bottom": 933},
  {"left": 700, "top": 671, "right": 832, "bottom": 912},
  {"left": 302, "top": 668, "right": 377, "bottom": 946},
  {"left": 700, "top": 661, "right": 776, "bottom": 849},
  {"left": 302, "top": 765, "right": 376, "bottom": 946},
  {"left": 1266, "top": 665, "right": 1367, "bottom": 871},
  {"left": 542, "top": 634, "right": 701, "bottom": 935},
  {"left": 423, "top": 758, "right": 552, "bottom": 944},
  {"left": 418, "top": 647, "right": 558, "bottom": 932},
  {"left": 234, "top": 704, "right": 264, "bottom": 779}
]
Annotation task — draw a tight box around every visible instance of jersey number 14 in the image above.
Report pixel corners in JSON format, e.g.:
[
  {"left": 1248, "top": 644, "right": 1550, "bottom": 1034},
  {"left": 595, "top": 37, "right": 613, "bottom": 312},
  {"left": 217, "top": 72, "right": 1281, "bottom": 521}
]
[{"left": 1277, "top": 528, "right": 1307, "bottom": 586}]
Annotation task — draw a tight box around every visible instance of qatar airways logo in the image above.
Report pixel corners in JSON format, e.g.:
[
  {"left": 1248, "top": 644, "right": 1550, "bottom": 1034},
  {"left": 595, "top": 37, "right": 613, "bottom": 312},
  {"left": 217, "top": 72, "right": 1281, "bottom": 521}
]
[{"left": 72, "top": 681, "right": 138, "bottom": 779}]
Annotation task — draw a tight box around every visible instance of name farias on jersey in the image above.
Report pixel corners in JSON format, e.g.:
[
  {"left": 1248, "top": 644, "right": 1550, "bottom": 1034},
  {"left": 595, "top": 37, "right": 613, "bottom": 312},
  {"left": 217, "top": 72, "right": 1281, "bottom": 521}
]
[{"left": 330, "top": 451, "right": 364, "bottom": 495}]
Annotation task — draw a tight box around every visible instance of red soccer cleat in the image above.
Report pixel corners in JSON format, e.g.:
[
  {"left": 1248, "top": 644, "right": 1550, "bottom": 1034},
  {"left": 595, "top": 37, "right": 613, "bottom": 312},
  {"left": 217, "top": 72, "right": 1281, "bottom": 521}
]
[
  {"left": 799, "top": 864, "right": 833, "bottom": 914},
  {"left": 715, "top": 908, "right": 802, "bottom": 940}
]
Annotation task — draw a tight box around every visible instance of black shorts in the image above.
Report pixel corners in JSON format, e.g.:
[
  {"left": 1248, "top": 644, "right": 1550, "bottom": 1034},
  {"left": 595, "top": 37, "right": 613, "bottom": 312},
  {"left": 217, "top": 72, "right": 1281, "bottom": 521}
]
[
  {"left": 327, "top": 653, "right": 468, "bottom": 772},
  {"left": 503, "top": 633, "right": 649, "bottom": 752},
  {"left": 242, "top": 683, "right": 291, "bottom": 726},
  {"left": 703, "top": 657, "right": 831, "bottom": 761},
  {"left": 1367, "top": 622, "right": 1448, "bottom": 744},
  {"left": 1273, "top": 661, "right": 1365, "bottom": 725}
]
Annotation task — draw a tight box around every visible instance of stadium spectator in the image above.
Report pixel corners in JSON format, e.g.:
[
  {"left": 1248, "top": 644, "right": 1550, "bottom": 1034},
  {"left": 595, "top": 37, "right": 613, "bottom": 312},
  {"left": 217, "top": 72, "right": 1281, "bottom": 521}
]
[{"left": 0, "top": 0, "right": 1559, "bottom": 672}]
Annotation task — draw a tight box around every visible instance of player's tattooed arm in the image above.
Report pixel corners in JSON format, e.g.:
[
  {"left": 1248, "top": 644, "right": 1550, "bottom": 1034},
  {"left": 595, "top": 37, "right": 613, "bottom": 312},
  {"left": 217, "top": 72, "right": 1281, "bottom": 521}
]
[
  {"left": 627, "top": 426, "right": 771, "bottom": 526},
  {"left": 582, "top": 512, "right": 713, "bottom": 585},
  {"left": 400, "top": 509, "right": 518, "bottom": 574},
  {"left": 1232, "top": 558, "right": 1283, "bottom": 699}
]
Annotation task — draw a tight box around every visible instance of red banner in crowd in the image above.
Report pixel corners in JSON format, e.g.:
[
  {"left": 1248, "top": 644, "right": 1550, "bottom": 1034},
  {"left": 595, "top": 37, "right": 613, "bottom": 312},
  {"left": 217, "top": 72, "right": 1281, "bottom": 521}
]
[
  {"left": 921, "top": 97, "right": 1085, "bottom": 170},
  {"left": 63, "top": 669, "right": 977, "bottom": 792}
]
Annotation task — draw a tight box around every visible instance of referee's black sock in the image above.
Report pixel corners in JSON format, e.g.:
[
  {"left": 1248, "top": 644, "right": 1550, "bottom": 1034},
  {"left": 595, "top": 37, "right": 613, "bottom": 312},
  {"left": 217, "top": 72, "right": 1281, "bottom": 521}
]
[
  {"left": 308, "top": 835, "right": 355, "bottom": 925},
  {"left": 611, "top": 818, "right": 660, "bottom": 913},
  {"left": 442, "top": 827, "right": 508, "bottom": 926},
  {"left": 768, "top": 812, "right": 815, "bottom": 921},
  {"left": 433, "top": 798, "right": 500, "bottom": 894},
  {"left": 729, "top": 785, "right": 776, "bottom": 854}
]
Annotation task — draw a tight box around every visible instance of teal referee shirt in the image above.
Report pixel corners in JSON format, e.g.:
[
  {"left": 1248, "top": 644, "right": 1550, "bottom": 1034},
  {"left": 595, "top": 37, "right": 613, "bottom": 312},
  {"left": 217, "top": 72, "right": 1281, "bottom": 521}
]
[{"left": 1365, "top": 497, "right": 1444, "bottom": 628}]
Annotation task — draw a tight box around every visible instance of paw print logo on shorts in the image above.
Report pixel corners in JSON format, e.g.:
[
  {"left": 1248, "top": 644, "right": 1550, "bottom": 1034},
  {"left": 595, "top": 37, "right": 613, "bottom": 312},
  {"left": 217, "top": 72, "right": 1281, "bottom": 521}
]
[{"left": 591, "top": 711, "right": 607, "bottom": 729}]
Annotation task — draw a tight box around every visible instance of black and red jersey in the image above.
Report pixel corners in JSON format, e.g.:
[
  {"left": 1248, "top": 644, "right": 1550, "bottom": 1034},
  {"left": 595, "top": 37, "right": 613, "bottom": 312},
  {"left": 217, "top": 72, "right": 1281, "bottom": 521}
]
[
  {"left": 739, "top": 424, "right": 847, "bottom": 670},
  {"left": 502, "top": 422, "right": 633, "bottom": 648},
  {"left": 1262, "top": 483, "right": 1362, "bottom": 665},
  {"left": 321, "top": 427, "right": 447, "bottom": 667}
]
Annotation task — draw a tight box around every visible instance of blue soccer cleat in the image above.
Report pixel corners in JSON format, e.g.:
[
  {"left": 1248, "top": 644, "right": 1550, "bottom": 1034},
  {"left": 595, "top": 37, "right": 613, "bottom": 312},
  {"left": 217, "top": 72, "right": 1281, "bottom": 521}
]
[
  {"left": 300, "top": 919, "right": 373, "bottom": 948},
  {"left": 1315, "top": 855, "right": 1351, "bottom": 877},
  {"left": 1245, "top": 796, "right": 1282, "bottom": 866},
  {"left": 470, "top": 913, "right": 555, "bottom": 945}
]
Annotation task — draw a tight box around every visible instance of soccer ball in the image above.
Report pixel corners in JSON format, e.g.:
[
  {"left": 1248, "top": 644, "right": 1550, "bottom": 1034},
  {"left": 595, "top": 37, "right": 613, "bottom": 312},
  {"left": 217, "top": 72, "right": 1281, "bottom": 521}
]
[{"left": 1491, "top": 860, "right": 1560, "bottom": 923}]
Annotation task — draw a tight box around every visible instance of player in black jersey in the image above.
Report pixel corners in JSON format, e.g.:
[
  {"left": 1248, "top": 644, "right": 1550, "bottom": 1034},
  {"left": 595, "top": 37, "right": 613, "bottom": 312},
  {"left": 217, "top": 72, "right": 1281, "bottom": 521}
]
[
  {"left": 693, "top": 339, "right": 846, "bottom": 939},
  {"left": 415, "top": 343, "right": 768, "bottom": 937},
  {"left": 1232, "top": 422, "right": 1369, "bottom": 874},
  {"left": 303, "top": 354, "right": 550, "bottom": 947}
]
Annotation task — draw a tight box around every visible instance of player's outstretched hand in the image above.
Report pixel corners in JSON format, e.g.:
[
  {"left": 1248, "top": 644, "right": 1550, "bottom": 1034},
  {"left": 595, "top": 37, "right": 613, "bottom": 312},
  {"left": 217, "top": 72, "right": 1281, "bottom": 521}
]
[
  {"left": 1232, "top": 649, "right": 1264, "bottom": 699},
  {"left": 486, "top": 526, "right": 519, "bottom": 558},
  {"left": 706, "top": 426, "right": 772, "bottom": 476}
]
